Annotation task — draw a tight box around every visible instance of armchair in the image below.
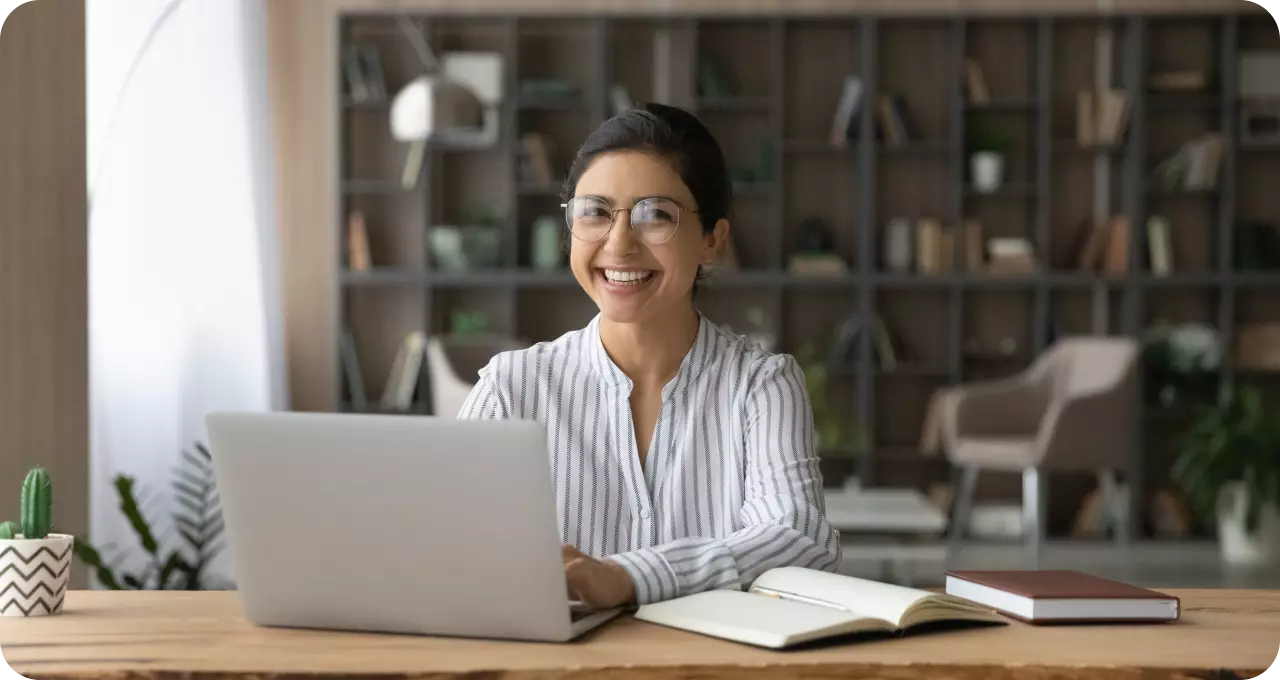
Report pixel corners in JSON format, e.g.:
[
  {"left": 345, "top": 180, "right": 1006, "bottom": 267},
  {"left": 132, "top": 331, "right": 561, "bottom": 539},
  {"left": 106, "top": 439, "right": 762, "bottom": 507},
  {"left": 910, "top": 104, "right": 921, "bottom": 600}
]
[
  {"left": 425, "top": 334, "right": 528, "bottom": 418},
  {"left": 941, "top": 336, "right": 1140, "bottom": 568}
]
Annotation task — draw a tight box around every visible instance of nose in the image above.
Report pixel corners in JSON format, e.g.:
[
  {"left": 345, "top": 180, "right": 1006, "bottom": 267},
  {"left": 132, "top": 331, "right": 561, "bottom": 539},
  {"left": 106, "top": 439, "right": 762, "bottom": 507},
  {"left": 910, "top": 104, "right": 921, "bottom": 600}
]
[{"left": 600, "top": 208, "right": 640, "bottom": 256}]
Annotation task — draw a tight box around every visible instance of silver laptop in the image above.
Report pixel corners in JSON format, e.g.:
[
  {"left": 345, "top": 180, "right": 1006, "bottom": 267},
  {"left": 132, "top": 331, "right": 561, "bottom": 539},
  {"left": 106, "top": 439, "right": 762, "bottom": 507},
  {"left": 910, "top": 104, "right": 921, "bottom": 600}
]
[{"left": 205, "top": 411, "right": 623, "bottom": 642}]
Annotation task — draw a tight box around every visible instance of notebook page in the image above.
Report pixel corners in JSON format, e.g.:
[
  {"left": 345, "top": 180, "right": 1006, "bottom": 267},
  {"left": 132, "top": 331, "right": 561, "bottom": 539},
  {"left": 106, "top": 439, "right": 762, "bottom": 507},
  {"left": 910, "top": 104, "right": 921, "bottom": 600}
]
[{"left": 750, "top": 567, "right": 933, "bottom": 627}]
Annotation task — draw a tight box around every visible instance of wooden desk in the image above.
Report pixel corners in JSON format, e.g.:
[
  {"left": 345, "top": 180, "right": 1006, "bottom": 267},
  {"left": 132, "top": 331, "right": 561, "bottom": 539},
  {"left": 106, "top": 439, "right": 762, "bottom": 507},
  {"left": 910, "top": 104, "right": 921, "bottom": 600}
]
[{"left": 1, "top": 590, "right": 1277, "bottom": 679}]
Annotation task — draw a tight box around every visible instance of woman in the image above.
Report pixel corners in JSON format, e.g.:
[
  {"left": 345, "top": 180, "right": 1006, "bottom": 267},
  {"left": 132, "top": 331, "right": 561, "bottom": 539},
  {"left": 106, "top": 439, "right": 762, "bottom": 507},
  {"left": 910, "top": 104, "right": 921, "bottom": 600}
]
[{"left": 459, "top": 103, "right": 841, "bottom": 608}]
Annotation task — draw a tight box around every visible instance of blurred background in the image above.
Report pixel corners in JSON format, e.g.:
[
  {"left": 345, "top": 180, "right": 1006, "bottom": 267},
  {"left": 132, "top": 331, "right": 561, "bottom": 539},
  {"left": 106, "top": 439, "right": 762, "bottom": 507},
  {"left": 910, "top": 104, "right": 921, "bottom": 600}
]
[{"left": 2, "top": 0, "right": 1278, "bottom": 592}]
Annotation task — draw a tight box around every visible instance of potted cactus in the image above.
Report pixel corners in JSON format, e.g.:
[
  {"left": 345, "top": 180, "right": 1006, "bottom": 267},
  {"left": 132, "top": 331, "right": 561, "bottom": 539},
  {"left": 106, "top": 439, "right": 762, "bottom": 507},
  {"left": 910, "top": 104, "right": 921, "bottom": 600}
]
[{"left": 0, "top": 468, "right": 73, "bottom": 616}]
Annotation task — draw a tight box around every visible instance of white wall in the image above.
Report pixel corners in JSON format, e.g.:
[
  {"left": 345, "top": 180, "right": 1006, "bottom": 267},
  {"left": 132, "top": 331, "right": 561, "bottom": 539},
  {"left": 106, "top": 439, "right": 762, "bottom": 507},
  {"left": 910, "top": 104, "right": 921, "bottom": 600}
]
[{"left": 87, "top": 0, "right": 285, "bottom": 586}]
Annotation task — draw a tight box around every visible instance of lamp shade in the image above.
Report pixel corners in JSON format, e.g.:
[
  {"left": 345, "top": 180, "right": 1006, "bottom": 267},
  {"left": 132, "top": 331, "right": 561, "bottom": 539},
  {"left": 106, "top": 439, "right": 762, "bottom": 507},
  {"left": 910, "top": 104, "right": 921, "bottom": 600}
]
[{"left": 389, "top": 75, "right": 484, "bottom": 143}]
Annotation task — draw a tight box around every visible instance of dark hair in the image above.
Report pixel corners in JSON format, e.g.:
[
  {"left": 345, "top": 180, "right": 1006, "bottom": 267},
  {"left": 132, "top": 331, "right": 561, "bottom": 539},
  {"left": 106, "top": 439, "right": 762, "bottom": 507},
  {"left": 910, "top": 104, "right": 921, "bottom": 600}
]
[{"left": 561, "top": 102, "right": 732, "bottom": 236}]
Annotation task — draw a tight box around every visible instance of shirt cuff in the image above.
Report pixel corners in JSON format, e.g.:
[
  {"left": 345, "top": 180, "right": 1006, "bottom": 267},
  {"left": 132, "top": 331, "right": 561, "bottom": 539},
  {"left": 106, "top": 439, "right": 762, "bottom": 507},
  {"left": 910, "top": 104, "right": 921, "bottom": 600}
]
[{"left": 606, "top": 548, "right": 679, "bottom": 605}]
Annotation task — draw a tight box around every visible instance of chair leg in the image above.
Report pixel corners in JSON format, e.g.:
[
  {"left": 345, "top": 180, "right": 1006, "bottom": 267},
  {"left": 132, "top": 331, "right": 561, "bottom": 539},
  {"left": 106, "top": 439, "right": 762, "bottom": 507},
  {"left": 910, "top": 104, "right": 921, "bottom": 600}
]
[
  {"left": 1099, "top": 469, "right": 1132, "bottom": 549},
  {"left": 1022, "top": 467, "right": 1047, "bottom": 570},
  {"left": 948, "top": 466, "right": 978, "bottom": 567}
]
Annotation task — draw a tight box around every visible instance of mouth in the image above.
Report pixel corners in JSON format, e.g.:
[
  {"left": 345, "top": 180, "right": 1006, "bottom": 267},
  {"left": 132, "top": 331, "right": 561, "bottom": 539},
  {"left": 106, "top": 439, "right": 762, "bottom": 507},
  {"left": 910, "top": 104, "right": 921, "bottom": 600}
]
[{"left": 595, "top": 267, "right": 659, "bottom": 291}]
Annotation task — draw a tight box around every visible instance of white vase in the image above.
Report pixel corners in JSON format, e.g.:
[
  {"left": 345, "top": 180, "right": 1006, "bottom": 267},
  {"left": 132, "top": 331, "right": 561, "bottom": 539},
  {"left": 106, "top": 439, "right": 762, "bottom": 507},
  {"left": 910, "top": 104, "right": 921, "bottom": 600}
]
[
  {"left": 0, "top": 533, "right": 73, "bottom": 616},
  {"left": 1217, "top": 483, "right": 1280, "bottom": 566},
  {"left": 971, "top": 152, "right": 1004, "bottom": 193}
]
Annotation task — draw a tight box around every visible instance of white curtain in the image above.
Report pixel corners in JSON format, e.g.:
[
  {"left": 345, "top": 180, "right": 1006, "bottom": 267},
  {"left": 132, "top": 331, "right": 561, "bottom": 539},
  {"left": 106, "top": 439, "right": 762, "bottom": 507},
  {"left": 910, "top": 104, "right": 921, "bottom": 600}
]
[{"left": 87, "top": 0, "right": 286, "bottom": 586}]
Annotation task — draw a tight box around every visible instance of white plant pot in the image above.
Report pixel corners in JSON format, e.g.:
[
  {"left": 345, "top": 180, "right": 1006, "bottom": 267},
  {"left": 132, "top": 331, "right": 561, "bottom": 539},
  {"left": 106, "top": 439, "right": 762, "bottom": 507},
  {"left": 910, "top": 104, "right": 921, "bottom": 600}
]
[
  {"left": 971, "top": 152, "right": 1005, "bottom": 193},
  {"left": 1217, "top": 483, "right": 1280, "bottom": 566},
  {"left": 0, "top": 533, "right": 73, "bottom": 616}
]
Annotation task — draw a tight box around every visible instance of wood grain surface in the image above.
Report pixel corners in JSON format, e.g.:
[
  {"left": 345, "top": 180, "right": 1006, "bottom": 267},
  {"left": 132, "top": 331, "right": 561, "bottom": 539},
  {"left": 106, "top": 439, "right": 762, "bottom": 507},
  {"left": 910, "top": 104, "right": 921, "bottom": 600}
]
[{"left": 0, "top": 590, "right": 1277, "bottom": 679}]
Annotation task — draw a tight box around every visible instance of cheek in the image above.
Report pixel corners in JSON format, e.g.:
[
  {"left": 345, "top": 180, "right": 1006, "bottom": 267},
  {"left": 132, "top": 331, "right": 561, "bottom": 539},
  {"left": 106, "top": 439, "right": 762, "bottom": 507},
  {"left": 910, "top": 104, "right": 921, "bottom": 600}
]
[{"left": 655, "top": 233, "right": 707, "bottom": 283}]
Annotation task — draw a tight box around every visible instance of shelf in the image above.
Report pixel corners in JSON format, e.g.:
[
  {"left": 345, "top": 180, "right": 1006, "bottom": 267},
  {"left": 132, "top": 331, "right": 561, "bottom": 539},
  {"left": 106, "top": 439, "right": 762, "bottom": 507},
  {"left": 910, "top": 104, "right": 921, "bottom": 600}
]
[
  {"left": 696, "top": 97, "right": 771, "bottom": 112},
  {"left": 880, "top": 141, "right": 951, "bottom": 156},
  {"left": 334, "top": 11, "right": 1276, "bottom": 522},
  {"left": 874, "top": 363, "right": 951, "bottom": 378},
  {"left": 782, "top": 139, "right": 855, "bottom": 154},
  {"left": 517, "top": 96, "right": 585, "bottom": 111},
  {"left": 965, "top": 98, "right": 1040, "bottom": 113},
  {"left": 964, "top": 183, "right": 1039, "bottom": 198},
  {"left": 1052, "top": 139, "right": 1127, "bottom": 155},
  {"left": 342, "top": 179, "right": 404, "bottom": 195},
  {"left": 1146, "top": 92, "right": 1221, "bottom": 111},
  {"left": 342, "top": 269, "right": 1277, "bottom": 291}
]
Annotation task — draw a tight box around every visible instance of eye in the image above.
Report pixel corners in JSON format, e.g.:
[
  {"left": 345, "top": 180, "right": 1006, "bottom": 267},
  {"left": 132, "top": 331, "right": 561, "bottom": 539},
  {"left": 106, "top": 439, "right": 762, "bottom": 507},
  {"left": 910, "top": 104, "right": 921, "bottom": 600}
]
[{"left": 636, "top": 200, "right": 678, "bottom": 223}]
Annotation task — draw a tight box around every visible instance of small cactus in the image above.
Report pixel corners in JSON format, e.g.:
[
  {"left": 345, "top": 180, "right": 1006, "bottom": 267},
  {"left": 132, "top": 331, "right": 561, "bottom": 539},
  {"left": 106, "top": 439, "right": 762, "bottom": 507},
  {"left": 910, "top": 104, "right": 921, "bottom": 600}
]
[
  {"left": 0, "top": 521, "right": 17, "bottom": 539},
  {"left": 20, "top": 468, "right": 52, "bottom": 540}
]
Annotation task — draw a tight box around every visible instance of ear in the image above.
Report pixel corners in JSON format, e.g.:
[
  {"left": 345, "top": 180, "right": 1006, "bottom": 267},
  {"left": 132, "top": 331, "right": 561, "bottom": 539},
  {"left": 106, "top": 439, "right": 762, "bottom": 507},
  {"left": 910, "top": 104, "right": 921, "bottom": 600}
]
[{"left": 701, "top": 219, "right": 731, "bottom": 264}]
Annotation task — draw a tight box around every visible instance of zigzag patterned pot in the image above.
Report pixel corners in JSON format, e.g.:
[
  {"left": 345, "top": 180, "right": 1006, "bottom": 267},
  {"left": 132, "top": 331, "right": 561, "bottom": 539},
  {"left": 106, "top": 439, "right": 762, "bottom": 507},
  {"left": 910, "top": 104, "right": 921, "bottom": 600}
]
[{"left": 0, "top": 534, "right": 73, "bottom": 616}]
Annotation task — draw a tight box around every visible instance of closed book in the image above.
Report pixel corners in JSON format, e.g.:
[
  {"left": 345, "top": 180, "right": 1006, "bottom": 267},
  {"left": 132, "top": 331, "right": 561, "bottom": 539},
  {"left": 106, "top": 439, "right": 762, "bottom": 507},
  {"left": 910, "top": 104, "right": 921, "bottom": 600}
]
[{"left": 945, "top": 570, "right": 1181, "bottom": 624}]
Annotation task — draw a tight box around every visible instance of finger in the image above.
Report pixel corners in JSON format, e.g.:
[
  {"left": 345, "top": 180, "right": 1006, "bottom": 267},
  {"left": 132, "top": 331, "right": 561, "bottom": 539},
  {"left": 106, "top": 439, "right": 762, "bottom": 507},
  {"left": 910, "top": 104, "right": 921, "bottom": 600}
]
[{"left": 562, "top": 544, "right": 586, "bottom": 561}]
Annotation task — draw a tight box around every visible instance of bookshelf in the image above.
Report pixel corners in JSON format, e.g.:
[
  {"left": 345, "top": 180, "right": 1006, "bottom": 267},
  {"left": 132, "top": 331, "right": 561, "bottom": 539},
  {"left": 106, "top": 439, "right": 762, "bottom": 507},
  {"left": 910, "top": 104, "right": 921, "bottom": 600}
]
[{"left": 337, "top": 11, "right": 1280, "bottom": 540}]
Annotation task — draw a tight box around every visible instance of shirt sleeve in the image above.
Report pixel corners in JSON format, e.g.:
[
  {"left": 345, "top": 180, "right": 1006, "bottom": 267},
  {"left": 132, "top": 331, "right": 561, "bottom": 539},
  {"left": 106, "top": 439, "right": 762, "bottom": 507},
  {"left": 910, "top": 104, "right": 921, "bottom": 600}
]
[
  {"left": 605, "top": 354, "right": 842, "bottom": 605},
  {"left": 456, "top": 359, "right": 511, "bottom": 420}
]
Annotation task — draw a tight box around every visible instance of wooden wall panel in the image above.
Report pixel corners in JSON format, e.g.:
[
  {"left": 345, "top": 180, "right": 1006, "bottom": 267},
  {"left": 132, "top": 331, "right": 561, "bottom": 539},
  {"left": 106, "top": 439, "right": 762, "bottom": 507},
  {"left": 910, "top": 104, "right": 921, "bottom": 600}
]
[
  {"left": 267, "top": 0, "right": 1267, "bottom": 413},
  {"left": 0, "top": 0, "right": 89, "bottom": 584}
]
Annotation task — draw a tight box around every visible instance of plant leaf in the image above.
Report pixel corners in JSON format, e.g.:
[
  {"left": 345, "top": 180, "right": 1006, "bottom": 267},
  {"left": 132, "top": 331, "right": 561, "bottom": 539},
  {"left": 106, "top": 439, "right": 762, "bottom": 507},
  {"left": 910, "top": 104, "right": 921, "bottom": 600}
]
[{"left": 114, "top": 476, "right": 160, "bottom": 556}]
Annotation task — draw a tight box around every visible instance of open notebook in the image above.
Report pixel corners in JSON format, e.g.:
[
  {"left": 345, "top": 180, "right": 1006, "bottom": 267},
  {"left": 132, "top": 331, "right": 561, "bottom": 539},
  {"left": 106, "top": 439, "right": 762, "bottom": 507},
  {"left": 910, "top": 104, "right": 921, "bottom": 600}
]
[{"left": 633, "top": 567, "right": 1005, "bottom": 649}]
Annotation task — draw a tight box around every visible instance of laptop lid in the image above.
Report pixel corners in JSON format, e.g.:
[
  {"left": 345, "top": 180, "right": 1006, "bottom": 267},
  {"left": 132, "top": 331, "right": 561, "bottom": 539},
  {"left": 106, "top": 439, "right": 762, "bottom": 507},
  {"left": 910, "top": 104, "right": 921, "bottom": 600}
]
[{"left": 206, "top": 412, "right": 577, "bottom": 641}]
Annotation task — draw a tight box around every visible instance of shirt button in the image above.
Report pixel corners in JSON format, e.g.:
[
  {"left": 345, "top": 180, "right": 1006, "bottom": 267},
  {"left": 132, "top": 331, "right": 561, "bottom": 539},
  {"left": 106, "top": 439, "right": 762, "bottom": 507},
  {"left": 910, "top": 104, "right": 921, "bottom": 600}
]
[{"left": 639, "top": 508, "right": 651, "bottom": 520}]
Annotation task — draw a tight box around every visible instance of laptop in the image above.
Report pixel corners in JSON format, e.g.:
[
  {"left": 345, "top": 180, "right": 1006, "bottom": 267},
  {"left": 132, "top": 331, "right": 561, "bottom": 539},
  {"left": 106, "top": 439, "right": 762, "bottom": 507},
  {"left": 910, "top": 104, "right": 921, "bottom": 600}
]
[{"left": 205, "top": 411, "right": 623, "bottom": 642}]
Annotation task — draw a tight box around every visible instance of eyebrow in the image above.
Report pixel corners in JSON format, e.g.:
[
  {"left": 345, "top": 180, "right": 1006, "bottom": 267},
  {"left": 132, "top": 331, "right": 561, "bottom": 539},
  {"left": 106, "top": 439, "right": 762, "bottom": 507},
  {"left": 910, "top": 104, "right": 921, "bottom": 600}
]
[{"left": 578, "top": 194, "right": 679, "bottom": 203}]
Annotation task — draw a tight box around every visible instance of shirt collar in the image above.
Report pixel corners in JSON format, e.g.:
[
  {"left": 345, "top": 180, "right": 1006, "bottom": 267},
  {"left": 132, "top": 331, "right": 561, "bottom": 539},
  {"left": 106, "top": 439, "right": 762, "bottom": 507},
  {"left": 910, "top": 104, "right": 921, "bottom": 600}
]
[{"left": 588, "top": 312, "right": 715, "bottom": 396}]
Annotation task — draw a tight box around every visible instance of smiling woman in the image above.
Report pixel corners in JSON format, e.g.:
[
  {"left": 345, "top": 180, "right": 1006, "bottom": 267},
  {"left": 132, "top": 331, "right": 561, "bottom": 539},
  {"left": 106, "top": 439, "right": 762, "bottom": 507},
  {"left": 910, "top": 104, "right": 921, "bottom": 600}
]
[{"left": 459, "top": 103, "right": 841, "bottom": 609}]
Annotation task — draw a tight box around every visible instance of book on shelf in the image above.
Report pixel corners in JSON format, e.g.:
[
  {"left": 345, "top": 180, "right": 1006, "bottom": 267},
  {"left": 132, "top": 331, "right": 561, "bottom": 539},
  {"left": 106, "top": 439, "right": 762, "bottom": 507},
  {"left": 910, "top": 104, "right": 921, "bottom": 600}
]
[
  {"left": 339, "top": 330, "right": 368, "bottom": 411},
  {"left": 1076, "top": 89, "right": 1130, "bottom": 146},
  {"left": 965, "top": 58, "right": 990, "bottom": 104},
  {"left": 876, "top": 93, "right": 916, "bottom": 146},
  {"left": 380, "top": 331, "right": 427, "bottom": 412},
  {"left": 1146, "top": 215, "right": 1174, "bottom": 277},
  {"left": 915, "top": 219, "right": 944, "bottom": 274},
  {"left": 634, "top": 567, "right": 1005, "bottom": 649},
  {"left": 609, "top": 84, "right": 634, "bottom": 117},
  {"left": 520, "top": 133, "right": 559, "bottom": 188},
  {"left": 828, "top": 75, "right": 865, "bottom": 148},
  {"left": 986, "top": 237, "right": 1037, "bottom": 274},
  {"left": 1103, "top": 215, "right": 1131, "bottom": 275},
  {"left": 358, "top": 45, "right": 387, "bottom": 102},
  {"left": 963, "top": 220, "right": 985, "bottom": 272},
  {"left": 346, "top": 209, "right": 372, "bottom": 272},
  {"left": 1152, "top": 133, "right": 1224, "bottom": 192},
  {"left": 945, "top": 570, "right": 1180, "bottom": 624},
  {"left": 1150, "top": 68, "right": 1207, "bottom": 92},
  {"left": 341, "top": 45, "right": 371, "bottom": 103}
]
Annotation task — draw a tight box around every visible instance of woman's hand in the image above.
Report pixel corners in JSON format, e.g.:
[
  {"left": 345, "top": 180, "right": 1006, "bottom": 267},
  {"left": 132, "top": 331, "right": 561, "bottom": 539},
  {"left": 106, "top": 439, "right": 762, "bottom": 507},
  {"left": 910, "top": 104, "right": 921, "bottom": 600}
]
[{"left": 563, "top": 544, "right": 636, "bottom": 609}]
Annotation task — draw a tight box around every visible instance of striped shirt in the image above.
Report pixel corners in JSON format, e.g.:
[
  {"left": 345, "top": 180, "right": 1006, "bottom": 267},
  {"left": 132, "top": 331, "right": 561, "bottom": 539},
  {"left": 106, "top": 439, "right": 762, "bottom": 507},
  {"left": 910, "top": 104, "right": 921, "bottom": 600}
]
[{"left": 457, "top": 313, "right": 841, "bottom": 604}]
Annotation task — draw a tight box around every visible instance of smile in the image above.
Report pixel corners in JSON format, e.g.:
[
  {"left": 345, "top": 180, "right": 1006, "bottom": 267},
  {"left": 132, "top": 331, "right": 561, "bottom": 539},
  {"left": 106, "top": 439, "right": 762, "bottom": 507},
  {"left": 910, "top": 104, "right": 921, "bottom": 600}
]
[{"left": 600, "top": 269, "right": 656, "bottom": 285}]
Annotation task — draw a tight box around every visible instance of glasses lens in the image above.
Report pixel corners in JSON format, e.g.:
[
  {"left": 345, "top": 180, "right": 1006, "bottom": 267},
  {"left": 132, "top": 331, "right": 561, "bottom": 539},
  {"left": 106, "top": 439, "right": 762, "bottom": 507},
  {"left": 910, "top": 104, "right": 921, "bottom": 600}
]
[
  {"left": 565, "top": 197, "right": 613, "bottom": 241},
  {"left": 631, "top": 198, "right": 681, "bottom": 244}
]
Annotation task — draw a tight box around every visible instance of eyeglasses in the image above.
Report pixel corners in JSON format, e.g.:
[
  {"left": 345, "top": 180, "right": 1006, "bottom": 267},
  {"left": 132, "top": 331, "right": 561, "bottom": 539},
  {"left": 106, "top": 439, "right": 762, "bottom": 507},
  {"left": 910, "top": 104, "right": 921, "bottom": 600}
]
[{"left": 561, "top": 196, "right": 698, "bottom": 245}]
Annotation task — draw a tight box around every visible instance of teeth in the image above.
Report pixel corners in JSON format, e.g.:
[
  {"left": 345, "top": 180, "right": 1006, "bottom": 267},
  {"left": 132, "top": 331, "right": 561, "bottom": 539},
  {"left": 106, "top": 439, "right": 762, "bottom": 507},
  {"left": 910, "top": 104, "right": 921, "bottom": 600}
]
[{"left": 604, "top": 269, "right": 654, "bottom": 284}]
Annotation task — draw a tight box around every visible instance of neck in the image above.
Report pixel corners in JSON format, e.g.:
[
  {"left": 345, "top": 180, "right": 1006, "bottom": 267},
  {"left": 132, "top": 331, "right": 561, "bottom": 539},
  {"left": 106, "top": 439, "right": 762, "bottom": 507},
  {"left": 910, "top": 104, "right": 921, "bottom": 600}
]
[{"left": 599, "top": 305, "right": 700, "bottom": 389}]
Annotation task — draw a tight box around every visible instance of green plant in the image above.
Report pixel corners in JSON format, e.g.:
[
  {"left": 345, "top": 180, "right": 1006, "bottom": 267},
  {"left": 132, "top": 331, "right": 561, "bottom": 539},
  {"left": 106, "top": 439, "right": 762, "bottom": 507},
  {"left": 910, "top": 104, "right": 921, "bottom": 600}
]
[
  {"left": 797, "top": 344, "right": 867, "bottom": 456},
  {"left": 73, "top": 443, "right": 230, "bottom": 590},
  {"left": 968, "top": 125, "right": 1012, "bottom": 155},
  {"left": 1172, "top": 383, "right": 1280, "bottom": 534},
  {"left": 0, "top": 468, "right": 54, "bottom": 540}
]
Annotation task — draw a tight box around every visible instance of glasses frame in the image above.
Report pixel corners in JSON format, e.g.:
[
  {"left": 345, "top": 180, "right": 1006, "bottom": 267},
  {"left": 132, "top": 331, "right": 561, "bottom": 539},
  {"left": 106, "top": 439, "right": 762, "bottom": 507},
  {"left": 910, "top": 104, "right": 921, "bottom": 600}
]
[{"left": 560, "top": 196, "right": 700, "bottom": 245}]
